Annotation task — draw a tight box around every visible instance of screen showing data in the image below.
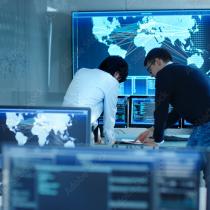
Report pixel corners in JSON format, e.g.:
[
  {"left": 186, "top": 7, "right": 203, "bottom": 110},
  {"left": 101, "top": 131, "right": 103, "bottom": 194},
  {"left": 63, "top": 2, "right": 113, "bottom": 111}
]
[{"left": 129, "top": 96, "right": 180, "bottom": 127}]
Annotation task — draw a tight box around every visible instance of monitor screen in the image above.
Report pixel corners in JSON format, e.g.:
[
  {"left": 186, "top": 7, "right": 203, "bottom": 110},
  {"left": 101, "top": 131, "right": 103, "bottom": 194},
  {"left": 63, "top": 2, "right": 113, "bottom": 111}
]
[
  {"left": 0, "top": 106, "right": 91, "bottom": 149},
  {"left": 36, "top": 165, "right": 110, "bottom": 210},
  {"left": 3, "top": 146, "right": 157, "bottom": 210},
  {"left": 98, "top": 96, "right": 128, "bottom": 128},
  {"left": 118, "top": 76, "right": 156, "bottom": 96},
  {"left": 129, "top": 96, "right": 180, "bottom": 127},
  {"left": 72, "top": 10, "right": 210, "bottom": 96}
]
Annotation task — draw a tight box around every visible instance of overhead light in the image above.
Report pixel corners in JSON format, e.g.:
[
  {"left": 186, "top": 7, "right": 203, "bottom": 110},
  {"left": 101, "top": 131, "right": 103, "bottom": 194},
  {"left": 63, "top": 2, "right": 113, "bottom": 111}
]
[{"left": 47, "top": 6, "right": 57, "bottom": 12}]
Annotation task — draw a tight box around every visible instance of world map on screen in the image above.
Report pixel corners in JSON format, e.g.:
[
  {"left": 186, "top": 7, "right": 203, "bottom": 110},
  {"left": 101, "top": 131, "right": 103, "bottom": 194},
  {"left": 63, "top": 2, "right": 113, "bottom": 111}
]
[
  {"left": 0, "top": 112, "right": 78, "bottom": 148},
  {"left": 92, "top": 15, "right": 204, "bottom": 69},
  {"left": 73, "top": 11, "right": 210, "bottom": 77}
]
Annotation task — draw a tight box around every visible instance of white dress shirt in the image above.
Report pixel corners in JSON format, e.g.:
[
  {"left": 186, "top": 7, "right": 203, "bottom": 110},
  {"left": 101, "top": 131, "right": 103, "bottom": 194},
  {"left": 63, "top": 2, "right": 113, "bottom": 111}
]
[{"left": 63, "top": 68, "right": 119, "bottom": 144}]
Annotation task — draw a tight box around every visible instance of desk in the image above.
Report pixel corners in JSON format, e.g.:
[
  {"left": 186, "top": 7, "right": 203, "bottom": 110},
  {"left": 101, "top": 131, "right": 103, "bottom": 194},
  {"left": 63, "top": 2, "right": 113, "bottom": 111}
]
[{"left": 114, "top": 127, "right": 191, "bottom": 147}]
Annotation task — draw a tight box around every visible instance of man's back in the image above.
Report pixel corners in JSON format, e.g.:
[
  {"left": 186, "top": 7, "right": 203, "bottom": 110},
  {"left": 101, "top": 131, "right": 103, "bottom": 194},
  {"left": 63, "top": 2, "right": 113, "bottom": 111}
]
[
  {"left": 63, "top": 68, "right": 119, "bottom": 125},
  {"left": 63, "top": 68, "right": 118, "bottom": 105},
  {"left": 156, "top": 63, "right": 210, "bottom": 124}
]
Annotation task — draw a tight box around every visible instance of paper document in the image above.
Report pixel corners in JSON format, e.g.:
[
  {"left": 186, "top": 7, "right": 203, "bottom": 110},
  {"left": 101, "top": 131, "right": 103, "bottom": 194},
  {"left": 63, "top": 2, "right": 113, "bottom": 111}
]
[{"left": 116, "top": 139, "right": 143, "bottom": 144}]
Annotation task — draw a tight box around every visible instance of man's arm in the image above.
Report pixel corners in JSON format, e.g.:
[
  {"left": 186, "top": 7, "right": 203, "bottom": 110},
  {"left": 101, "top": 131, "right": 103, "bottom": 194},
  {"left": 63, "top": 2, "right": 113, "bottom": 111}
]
[
  {"left": 135, "top": 127, "right": 154, "bottom": 142},
  {"left": 136, "top": 109, "right": 179, "bottom": 145},
  {"left": 153, "top": 95, "right": 169, "bottom": 142},
  {"left": 136, "top": 80, "right": 177, "bottom": 144},
  {"left": 153, "top": 72, "right": 173, "bottom": 143},
  {"left": 103, "top": 84, "right": 118, "bottom": 145}
]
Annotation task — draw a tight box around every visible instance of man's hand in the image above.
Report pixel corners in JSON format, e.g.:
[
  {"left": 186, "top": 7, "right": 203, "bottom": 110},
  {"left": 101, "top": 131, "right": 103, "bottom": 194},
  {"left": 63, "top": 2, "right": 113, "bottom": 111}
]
[
  {"left": 142, "top": 137, "right": 158, "bottom": 147},
  {"left": 135, "top": 127, "right": 154, "bottom": 143}
]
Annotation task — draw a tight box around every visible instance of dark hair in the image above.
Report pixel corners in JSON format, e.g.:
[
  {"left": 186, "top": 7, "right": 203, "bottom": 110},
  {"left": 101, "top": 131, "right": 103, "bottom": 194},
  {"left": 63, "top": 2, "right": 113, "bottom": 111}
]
[
  {"left": 144, "top": 48, "right": 173, "bottom": 66},
  {"left": 99, "top": 56, "right": 128, "bottom": 83}
]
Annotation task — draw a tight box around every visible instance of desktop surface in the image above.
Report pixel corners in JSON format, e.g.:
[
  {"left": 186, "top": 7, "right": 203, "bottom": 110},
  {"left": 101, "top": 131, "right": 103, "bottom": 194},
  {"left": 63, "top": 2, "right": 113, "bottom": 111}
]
[{"left": 114, "top": 127, "right": 191, "bottom": 145}]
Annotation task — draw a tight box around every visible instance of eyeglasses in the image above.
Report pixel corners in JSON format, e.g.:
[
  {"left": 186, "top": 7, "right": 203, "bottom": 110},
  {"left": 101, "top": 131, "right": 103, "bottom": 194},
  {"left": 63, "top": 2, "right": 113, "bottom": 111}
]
[{"left": 146, "top": 60, "right": 155, "bottom": 74}]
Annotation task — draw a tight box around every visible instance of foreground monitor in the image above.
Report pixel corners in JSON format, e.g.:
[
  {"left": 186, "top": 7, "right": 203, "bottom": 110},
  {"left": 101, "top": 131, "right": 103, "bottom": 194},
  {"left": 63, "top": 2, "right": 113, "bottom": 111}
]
[
  {"left": 0, "top": 106, "right": 91, "bottom": 149},
  {"left": 3, "top": 146, "right": 157, "bottom": 210},
  {"left": 3, "top": 146, "right": 201, "bottom": 210},
  {"left": 72, "top": 9, "right": 210, "bottom": 96}
]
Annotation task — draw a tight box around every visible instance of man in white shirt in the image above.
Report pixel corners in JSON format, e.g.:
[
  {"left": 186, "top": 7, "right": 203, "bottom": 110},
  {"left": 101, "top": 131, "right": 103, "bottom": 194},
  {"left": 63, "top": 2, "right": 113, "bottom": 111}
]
[{"left": 63, "top": 56, "right": 128, "bottom": 145}]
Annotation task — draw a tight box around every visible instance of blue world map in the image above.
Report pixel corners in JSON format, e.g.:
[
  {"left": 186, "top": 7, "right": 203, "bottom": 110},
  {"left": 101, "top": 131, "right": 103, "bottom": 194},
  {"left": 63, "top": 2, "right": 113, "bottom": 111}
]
[{"left": 73, "top": 11, "right": 210, "bottom": 77}]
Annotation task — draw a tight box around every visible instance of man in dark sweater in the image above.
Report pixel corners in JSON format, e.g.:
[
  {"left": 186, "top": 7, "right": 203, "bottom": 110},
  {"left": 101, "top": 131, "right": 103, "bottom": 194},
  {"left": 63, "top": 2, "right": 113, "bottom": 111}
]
[{"left": 136, "top": 48, "right": 210, "bottom": 147}]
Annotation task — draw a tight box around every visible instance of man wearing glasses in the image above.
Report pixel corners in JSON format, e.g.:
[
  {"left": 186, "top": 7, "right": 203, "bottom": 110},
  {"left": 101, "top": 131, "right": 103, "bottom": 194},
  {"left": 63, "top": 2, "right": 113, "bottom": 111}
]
[{"left": 136, "top": 48, "right": 210, "bottom": 148}]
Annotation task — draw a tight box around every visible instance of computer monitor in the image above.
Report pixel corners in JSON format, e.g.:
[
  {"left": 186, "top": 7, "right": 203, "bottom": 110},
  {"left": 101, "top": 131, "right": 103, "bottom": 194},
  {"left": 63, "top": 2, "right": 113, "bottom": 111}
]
[
  {"left": 129, "top": 96, "right": 180, "bottom": 128},
  {"left": 98, "top": 96, "right": 128, "bottom": 128},
  {"left": 3, "top": 146, "right": 157, "bottom": 210},
  {"left": 119, "top": 76, "right": 156, "bottom": 96},
  {"left": 72, "top": 10, "right": 210, "bottom": 96},
  {"left": 0, "top": 106, "right": 91, "bottom": 149},
  {"left": 156, "top": 149, "right": 201, "bottom": 210},
  {"left": 3, "top": 146, "right": 111, "bottom": 210}
]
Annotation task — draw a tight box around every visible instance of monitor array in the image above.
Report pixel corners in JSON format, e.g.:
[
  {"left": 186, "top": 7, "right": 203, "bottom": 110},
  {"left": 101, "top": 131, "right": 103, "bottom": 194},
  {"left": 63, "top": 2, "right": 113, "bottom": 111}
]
[{"left": 99, "top": 96, "right": 192, "bottom": 128}]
